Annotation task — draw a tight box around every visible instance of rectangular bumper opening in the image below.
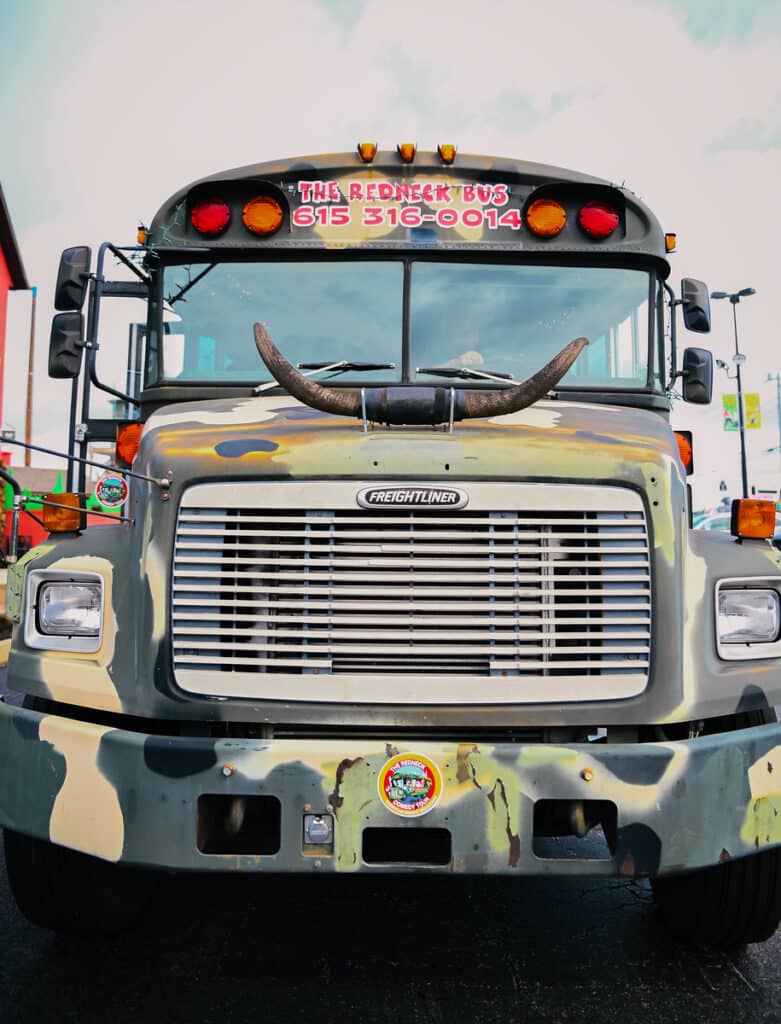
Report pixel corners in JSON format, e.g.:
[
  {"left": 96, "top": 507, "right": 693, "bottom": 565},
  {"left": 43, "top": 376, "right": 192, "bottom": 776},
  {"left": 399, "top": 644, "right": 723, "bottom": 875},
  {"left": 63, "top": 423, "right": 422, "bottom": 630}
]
[
  {"left": 197, "top": 795, "right": 281, "bottom": 855},
  {"left": 362, "top": 827, "right": 452, "bottom": 866},
  {"left": 533, "top": 799, "right": 616, "bottom": 861}
]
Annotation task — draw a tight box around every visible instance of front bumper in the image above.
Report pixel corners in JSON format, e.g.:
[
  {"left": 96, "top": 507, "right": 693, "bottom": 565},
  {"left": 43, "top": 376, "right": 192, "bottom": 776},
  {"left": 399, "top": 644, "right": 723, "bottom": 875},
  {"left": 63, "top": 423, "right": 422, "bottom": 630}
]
[{"left": 1, "top": 700, "right": 779, "bottom": 875}]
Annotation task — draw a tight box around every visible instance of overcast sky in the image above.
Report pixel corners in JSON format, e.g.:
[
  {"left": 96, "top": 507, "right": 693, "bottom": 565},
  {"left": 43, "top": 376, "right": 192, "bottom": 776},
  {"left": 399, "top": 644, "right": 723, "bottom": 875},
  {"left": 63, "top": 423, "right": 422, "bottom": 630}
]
[{"left": 2, "top": 0, "right": 780, "bottom": 507}]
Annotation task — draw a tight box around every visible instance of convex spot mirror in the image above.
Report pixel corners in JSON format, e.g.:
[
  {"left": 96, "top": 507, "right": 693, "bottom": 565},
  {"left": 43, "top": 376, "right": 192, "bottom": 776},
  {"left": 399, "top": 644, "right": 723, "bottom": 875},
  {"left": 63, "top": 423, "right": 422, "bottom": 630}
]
[
  {"left": 49, "top": 312, "right": 84, "bottom": 379},
  {"left": 54, "top": 246, "right": 91, "bottom": 311},
  {"left": 681, "top": 278, "right": 711, "bottom": 333},
  {"left": 682, "top": 346, "right": 713, "bottom": 404}
]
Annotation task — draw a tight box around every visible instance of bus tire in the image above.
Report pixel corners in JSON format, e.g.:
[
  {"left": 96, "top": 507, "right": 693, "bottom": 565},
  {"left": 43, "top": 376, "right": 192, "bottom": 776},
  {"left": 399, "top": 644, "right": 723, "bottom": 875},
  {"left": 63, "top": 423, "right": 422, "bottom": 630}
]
[
  {"left": 652, "top": 846, "right": 781, "bottom": 947},
  {"left": 3, "top": 828, "right": 153, "bottom": 934}
]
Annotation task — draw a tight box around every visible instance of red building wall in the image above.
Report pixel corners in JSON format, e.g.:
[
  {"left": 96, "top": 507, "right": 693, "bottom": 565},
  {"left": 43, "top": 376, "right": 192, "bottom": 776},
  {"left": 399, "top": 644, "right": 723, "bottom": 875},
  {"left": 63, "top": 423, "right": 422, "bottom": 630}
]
[{"left": 0, "top": 245, "right": 10, "bottom": 429}]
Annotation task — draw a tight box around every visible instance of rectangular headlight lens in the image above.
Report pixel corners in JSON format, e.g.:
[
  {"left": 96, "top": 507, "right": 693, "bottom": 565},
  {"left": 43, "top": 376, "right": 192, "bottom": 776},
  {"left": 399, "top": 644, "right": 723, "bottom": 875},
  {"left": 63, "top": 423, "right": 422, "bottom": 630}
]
[
  {"left": 718, "top": 589, "right": 780, "bottom": 644},
  {"left": 37, "top": 582, "right": 102, "bottom": 636}
]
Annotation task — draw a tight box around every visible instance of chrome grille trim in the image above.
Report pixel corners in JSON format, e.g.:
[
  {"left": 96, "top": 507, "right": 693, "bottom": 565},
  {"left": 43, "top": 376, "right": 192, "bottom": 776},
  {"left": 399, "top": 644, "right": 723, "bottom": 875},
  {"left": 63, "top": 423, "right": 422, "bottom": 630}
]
[{"left": 172, "top": 481, "right": 652, "bottom": 704}]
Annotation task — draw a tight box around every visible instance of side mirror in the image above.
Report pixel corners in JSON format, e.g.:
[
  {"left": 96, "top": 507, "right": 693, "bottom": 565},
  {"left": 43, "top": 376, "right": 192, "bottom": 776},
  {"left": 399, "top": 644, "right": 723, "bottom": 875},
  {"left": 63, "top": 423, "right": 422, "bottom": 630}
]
[
  {"left": 49, "top": 312, "right": 84, "bottom": 379},
  {"left": 54, "top": 246, "right": 91, "bottom": 311},
  {"left": 681, "top": 278, "right": 711, "bottom": 333},
  {"left": 682, "top": 347, "right": 713, "bottom": 404}
]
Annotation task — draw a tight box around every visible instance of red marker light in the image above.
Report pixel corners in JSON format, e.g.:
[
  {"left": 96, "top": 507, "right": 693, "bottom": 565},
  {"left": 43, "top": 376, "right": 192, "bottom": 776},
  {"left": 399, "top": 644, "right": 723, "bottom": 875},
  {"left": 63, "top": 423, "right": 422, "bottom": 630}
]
[
  {"left": 578, "top": 201, "right": 619, "bottom": 239},
  {"left": 190, "top": 199, "right": 231, "bottom": 237}
]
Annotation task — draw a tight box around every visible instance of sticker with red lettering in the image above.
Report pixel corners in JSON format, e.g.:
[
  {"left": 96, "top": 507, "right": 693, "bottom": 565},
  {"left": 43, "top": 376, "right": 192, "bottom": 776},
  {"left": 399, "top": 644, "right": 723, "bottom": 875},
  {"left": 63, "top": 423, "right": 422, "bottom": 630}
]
[{"left": 378, "top": 752, "right": 443, "bottom": 817}]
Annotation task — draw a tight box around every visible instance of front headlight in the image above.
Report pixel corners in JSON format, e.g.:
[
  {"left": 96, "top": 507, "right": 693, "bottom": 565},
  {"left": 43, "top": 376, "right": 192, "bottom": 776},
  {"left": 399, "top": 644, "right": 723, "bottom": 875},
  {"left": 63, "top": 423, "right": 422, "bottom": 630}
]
[
  {"left": 37, "top": 582, "right": 102, "bottom": 636},
  {"left": 716, "top": 581, "right": 781, "bottom": 659},
  {"left": 25, "top": 570, "right": 104, "bottom": 652}
]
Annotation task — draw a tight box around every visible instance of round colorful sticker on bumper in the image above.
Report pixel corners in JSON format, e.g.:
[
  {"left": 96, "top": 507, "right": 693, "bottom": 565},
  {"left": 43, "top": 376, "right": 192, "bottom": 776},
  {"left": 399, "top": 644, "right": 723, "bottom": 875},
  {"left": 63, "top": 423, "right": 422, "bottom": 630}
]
[{"left": 378, "top": 753, "right": 443, "bottom": 818}]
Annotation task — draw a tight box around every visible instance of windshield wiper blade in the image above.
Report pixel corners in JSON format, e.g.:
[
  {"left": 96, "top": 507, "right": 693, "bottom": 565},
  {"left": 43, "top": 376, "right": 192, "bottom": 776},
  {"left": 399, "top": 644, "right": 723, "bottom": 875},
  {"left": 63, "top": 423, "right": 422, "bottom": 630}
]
[
  {"left": 416, "top": 366, "right": 515, "bottom": 383},
  {"left": 254, "top": 360, "right": 395, "bottom": 394},
  {"left": 298, "top": 361, "right": 396, "bottom": 372}
]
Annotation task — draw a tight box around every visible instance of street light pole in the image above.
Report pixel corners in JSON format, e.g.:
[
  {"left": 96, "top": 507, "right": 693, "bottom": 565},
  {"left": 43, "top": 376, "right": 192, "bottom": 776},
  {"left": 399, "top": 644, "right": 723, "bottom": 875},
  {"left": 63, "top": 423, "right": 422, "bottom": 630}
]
[
  {"left": 711, "top": 287, "right": 756, "bottom": 500},
  {"left": 767, "top": 372, "right": 781, "bottom": 475}
]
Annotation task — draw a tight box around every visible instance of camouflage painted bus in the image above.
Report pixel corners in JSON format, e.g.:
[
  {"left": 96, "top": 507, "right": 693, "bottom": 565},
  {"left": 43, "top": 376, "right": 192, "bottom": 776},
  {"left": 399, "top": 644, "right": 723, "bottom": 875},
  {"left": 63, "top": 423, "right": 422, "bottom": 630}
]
[{"left": 1, "top": 146, "right": 779, "bottom": 945}]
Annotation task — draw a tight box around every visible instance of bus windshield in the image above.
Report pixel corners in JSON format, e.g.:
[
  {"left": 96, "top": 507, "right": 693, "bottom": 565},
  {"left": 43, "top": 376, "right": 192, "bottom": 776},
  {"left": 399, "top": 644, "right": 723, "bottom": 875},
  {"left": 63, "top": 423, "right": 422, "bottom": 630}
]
[{"left": 156, "top": 260, "right": 655, "bottom": 390}]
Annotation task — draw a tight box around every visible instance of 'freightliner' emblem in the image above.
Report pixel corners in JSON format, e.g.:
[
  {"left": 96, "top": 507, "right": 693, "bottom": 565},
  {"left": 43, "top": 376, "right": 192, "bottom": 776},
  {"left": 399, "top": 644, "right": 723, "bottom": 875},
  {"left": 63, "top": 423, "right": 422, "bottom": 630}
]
[{"left": 357, "top": 486, "right": 468, "bottom": 510}]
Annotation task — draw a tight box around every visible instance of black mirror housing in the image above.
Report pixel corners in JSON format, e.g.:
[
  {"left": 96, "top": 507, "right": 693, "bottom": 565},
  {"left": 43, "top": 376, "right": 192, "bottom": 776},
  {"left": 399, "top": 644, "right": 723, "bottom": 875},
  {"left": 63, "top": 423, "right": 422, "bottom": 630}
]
[
  {"left": 681, "top": 278, "right": 711, "bottom": 333},
  {"left": 49, "top": 312, "right": 84, "bottom": 379},
  {"left": 682, "top": 347, "right": 713, "bottom": 404},
  {"left": 54, "top": 246, "right": 91, "bottom": 311}
]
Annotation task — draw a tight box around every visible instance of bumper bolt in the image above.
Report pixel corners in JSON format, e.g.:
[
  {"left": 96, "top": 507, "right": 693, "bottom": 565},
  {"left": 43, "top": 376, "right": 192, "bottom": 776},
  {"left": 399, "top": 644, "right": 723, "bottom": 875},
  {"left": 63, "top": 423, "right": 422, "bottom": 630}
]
[{"left": 581, "top": 768, "right": 594, "bottom": 782}]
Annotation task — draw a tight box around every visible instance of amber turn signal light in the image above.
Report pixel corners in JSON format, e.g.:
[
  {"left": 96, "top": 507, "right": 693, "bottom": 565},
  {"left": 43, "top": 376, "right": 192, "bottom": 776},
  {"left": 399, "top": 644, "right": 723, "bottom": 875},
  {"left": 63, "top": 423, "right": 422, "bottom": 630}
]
[
  {"left": 674, "top": 430, "right": 693, "bottom": 475},
  {"left": 525, "top": 198, "right": 567, "bottom": 238},
  {"left": 731, "top": 499, "right": 776, "bottom": 539},
  {"left": 42, "top": 492, "right": 82, "bottom": 533},
  {"left": 242, "top": 196, "right": 284, "bottom": 236},
  {"left": 116, "top": 422, "right": 143, "bottom": 465}
]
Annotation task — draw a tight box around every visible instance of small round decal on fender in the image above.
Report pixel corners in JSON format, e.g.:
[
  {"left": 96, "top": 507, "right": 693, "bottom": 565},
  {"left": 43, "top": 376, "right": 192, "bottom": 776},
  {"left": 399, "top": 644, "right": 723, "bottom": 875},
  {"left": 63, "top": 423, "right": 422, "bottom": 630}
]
[
  {"left": 94, "top": 472, "right": 129, "bottom": 509},
  {"left": 378, "top": 752, "right": 443, "bottom": 817}
]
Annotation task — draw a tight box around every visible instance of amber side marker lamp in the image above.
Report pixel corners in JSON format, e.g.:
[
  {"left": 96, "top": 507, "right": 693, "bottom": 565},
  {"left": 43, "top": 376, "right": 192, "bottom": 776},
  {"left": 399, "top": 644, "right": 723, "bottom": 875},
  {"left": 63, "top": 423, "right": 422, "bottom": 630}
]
[
  {"left": 437, "top": 144, "right": 457, "bottom": 165},
  {"left": 137, "top": 225, "right": 147, "bottom": 245},
  {"left": 242, "top": 196, "right": 284, "bottom": 236},
  {"left": 397, "top": 142, "right": 416, "bottom": 163},
  {"left": 357, "top": 142, "right": 378, "bottom": 163},
  {"left": 116, "top": 422, "right": 143, "bottom": 465},
  {"left": 42, "top": 492, "right": 82, "bottom": 533},
  {"left": 665, "top": 232, "right": 677, "bottom": 253},
  {"left": 674, "top": 430, "right": 694, "bottom": 475},
  {"left": 731, "top": 499, "right": 776, "bottom": 539},
  {"left": 526, "top": 198, "right": 567, "bottom": 238}
]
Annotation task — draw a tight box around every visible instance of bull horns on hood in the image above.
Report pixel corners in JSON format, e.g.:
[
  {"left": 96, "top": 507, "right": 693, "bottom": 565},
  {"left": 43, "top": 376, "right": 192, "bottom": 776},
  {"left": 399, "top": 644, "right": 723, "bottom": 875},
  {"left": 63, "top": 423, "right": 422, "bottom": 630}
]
[{"left": 253, "top": 322, "right": 588, "bottom": 424}]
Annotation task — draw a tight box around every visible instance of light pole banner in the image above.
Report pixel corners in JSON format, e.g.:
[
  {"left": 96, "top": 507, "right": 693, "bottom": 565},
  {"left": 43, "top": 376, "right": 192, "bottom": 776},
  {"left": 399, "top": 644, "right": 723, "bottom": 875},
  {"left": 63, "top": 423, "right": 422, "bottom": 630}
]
[
  {"left": 722, "top": 394, "right": 739, "bottom": 431},
  {"left": 745, "top": 393, "right": 761, "bottom": 429}
]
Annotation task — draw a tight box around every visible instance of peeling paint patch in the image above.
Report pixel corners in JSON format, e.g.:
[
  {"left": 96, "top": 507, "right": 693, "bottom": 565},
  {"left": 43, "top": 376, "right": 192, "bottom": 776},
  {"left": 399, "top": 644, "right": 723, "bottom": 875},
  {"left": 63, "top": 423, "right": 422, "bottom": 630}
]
[{"left": 215, "top": 439, "right": 279, "bottom": 457}]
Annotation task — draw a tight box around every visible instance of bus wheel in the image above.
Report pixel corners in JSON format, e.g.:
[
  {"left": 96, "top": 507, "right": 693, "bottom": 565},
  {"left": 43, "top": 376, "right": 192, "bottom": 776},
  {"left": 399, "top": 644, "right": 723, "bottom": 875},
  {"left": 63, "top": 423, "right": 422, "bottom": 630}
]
[
  {"left": 3, "top": 829, "right": 153, "bottom": 934},
  {"left": 652, "top": 846, "right": 781, "bottom": 947}
]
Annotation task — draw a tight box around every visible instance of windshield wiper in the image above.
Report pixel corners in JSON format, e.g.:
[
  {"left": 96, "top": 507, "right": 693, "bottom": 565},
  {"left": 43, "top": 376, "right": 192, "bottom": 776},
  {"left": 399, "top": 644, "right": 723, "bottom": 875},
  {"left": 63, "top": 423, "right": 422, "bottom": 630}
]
[
  {"left": 254, "top": 360, "right": 395, "bottom": 394},
  {"left": 416, "top": 366, "right": 515, "bottom": 383}
]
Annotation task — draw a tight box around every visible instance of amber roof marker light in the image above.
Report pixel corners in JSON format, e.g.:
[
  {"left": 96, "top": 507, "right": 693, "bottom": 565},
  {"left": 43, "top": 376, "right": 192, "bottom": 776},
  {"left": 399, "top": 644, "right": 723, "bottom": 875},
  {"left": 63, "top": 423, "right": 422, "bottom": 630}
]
[
  {"left": 357, "top": 142, "right": 378, "bottom": 163},
  {"left": 437, "top": 144, "right": 457, "bottom": 165},
  {"left": 397, "top": 143, "right": 417, "bottom": 164}
]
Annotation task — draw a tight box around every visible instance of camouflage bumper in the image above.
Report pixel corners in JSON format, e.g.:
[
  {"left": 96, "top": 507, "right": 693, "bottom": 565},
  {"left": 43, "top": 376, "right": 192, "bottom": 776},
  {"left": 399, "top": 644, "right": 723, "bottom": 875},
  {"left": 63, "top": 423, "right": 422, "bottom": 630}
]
[{"left": 1, "top": 700, "right": 779, "bottom": 876}]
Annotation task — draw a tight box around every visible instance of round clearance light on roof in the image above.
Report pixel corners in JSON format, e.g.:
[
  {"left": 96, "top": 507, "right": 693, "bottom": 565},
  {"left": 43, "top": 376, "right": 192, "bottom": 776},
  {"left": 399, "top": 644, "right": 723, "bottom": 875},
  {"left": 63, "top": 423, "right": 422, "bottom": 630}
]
[
  {"left": 578, "top": 201, "right": 619, "bottom": 239},
  {"left": 525, "top": 198, "right": 567, "bottom": 238},
  {"left": 397, "top": 142, "right": 416, "bottom": 164},
  {"left": 191, "top": 199, "right": 231, "bottom": 237},
  {"left": 357, "top": 142, "right": 378, "bottom": 163},
  {"left": 242, "top": 196, "right": 284, "bottom": 236},
  {"left": 437, "top": 144, "right": 457, "bottom": 165}
]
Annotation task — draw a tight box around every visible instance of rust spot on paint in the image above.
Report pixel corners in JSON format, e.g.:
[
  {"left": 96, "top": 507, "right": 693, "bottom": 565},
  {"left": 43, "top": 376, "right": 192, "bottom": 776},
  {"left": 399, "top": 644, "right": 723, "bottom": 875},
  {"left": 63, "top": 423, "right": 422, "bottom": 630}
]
[
  {"left": 328, "top": 756, "right": 364, "bottom": 817},
  {"left": 456, "top": 743, "right": 480, "bottom": 787},
  {"left": 488, "top": 778, "right": 520, "bottom": 868}
]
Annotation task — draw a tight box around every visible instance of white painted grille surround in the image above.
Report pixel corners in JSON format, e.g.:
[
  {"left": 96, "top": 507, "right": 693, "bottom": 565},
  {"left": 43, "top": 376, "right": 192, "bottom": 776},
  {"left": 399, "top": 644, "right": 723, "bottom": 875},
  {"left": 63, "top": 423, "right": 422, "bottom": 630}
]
[{"left": 172, "top": 481, "right": 652, "bottom": 704}]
